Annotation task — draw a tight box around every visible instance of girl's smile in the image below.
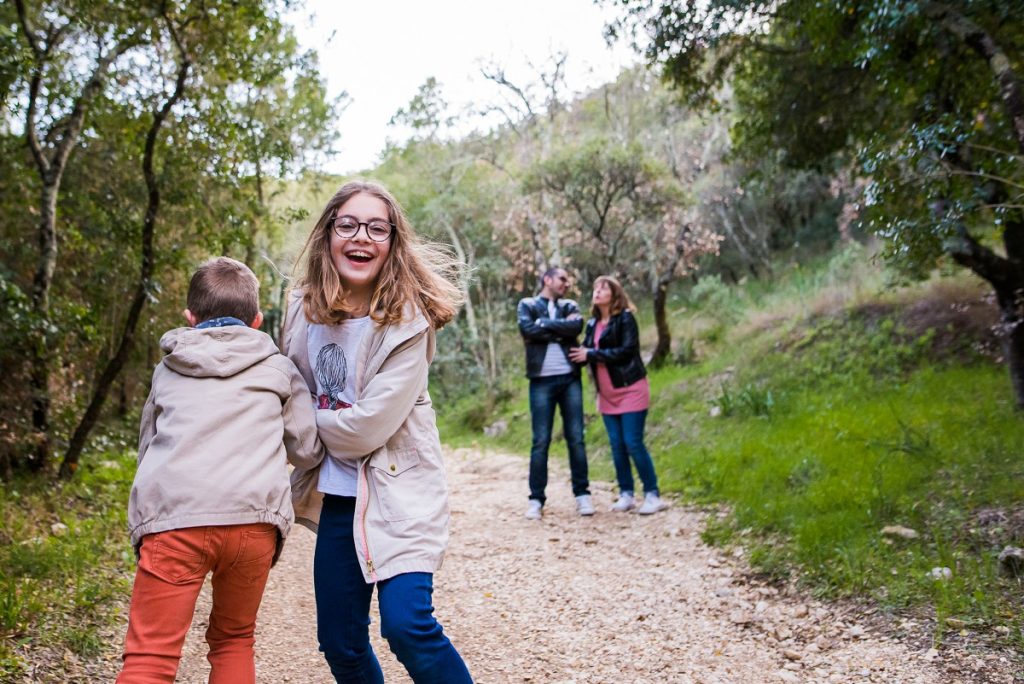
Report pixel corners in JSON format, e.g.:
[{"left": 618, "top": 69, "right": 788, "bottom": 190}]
[{"left": 330, "top": 192, "right": 392, "bottom": 305}]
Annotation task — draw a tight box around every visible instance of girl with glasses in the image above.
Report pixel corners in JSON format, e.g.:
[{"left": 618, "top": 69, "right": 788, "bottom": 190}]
[{"left": 282, "top": 180, "right": 472, "bottom": 683}]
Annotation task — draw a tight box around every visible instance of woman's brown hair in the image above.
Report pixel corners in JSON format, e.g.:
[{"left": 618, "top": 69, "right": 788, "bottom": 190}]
[
  {"left": 293, "top": 180, "right": 465, "bottom": 329},
  {"left": 590, "top": 275, "right": 636, "bottom": 320}
]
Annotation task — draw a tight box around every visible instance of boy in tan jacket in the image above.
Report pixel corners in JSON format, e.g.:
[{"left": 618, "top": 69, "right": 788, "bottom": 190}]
[{"left": 117, "top": 257, "right": 323, "bottom": 684}]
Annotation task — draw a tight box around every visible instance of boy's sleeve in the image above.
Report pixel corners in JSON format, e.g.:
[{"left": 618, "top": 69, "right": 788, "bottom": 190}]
[
  {"left": 137, "top": 374, "right": 160, "bottom": 465},
  {"left": 315, "top": 330, "right": 429, "bottom": 459},
  {"left": 282, "top": 366, "right": 324, "bottom": 470}
]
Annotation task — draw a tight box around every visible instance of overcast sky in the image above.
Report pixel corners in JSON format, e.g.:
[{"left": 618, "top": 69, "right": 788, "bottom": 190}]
[{"left": 288, "top": 0, "right": 639, "bottom": 174}]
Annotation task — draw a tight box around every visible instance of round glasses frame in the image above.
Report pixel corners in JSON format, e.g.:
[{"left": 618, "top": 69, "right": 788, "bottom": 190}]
[{"left": 330, "top": 215, "right": 395, "bottom": 242}]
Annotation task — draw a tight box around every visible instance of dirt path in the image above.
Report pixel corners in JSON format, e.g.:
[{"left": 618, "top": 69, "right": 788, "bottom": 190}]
[{"left": 172, "top": 448, "right": 1015, "bottom": 683}]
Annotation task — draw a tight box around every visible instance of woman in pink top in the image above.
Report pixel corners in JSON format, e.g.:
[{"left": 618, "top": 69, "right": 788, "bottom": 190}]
[{"left": 569, "top": 276, "right": 667, "bottom": 515}]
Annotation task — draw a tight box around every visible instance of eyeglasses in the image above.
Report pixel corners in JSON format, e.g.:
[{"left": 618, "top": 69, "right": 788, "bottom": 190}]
[{"left": 330, "top": 215, "right": 394, "bottom": 242}]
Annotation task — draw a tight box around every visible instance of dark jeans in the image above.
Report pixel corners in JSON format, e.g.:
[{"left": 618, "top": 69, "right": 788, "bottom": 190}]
[
  {"left": 314, "top": 495, "right": 472, "bottom": 684},
  {"left": 528, "top": 373, "right": 589, "bottom": 504},
  {"left": 602, "top": 409, "right": 659, "bottom": 496}
]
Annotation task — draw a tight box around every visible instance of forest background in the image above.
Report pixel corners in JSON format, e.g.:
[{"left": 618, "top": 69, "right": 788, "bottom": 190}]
[{"left": 0, "top": 0, "right": 1022, "bottom": 679}]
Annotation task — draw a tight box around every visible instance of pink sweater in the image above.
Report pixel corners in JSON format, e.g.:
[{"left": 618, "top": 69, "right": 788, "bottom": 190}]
[{"left": 594, "top": 321, "right": 650, "bottom": 415}]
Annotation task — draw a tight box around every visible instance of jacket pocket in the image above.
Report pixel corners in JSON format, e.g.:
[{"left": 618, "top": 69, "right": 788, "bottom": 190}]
[{"left": 367, "top": 446, "right": 438, "bottom": 522}]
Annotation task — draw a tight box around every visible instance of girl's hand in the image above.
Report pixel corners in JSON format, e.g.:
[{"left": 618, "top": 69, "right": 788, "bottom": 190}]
[{"left": 567, "top": 346, "right": 589, "bottom": 363}]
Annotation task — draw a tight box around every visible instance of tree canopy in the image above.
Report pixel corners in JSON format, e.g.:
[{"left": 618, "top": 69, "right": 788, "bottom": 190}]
[
  {"left": 0, "top": 0, "right": 340, "bottom": 475},
  {"left": 605, "top": 0, "right": 1024, "bottom": 405}
]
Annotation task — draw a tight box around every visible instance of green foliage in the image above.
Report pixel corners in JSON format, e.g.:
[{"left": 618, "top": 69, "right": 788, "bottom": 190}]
[
  {"left": 689, "top": 274, "right": 737, "bottom": 315},
  {"left": 606, "top": 0, "right": 1024, "bottom": 302},
  {"left": 672, "top": 336, "right": 696, "bottom": 365},
  {"left": 388, "top": 76, "right": 453, "bottom": 139},
  {"left": 527, "top": 137, "right": 676, "bottom": 274},
  {"left": 711, "top": 382, "right": 774, "bottom": 418},
  {"left": 1, "top": 0, "right": 340, "bottom": 472},
  {"left": 0, "top": 449, "right": 136, "bottom": 679}
]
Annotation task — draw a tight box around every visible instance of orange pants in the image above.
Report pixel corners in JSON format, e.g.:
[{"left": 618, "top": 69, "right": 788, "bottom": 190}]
[{"left": 117, "top": 523, "right": 278, "bottom": 684}]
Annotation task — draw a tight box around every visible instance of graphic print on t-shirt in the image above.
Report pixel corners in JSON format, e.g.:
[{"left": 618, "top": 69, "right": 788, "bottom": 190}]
[{"left": 315, "top": 343, "right": 352, "bottom": 409}]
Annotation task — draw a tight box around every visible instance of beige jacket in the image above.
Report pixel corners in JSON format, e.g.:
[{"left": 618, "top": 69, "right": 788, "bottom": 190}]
[
  {"left": 281, "top": 290, "right": 449, "bottom": 583},
  {"left": 129, "top": 325, "right": 323, "bottom": 561}
]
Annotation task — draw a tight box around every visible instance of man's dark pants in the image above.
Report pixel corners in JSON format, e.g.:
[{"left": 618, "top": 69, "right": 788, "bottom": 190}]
[{"left": 528, "top": 373, "right": 589, "bottom": 504}]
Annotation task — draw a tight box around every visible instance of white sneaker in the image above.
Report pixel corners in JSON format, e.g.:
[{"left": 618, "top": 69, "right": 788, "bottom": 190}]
[
  {"left": 575, "top": 494, "right": 596, "bottom": 516},
  {"left": 525, "top": 499, "right": 543, "bottom": 520},
  {"left": 610, "top": 493, "right": 636, "bottom": 512},
  {"left": 637, "top": 492, "right": 668, "bottom": 515}
]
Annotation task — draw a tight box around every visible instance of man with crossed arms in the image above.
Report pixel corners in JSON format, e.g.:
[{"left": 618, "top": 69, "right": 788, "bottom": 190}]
[{"left": 516, "top": 266, "right": 594, "bottom": 520}]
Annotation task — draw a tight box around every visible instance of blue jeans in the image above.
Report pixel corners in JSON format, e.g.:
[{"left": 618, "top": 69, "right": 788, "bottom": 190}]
[
  {"left": 314, "top": 495, "right": 472, "bottom": 684},
  {"left": 528, "top": 374, "right": 589, "bottom": 503},
  {"left": 602, "top": 410, "right": 659, "bottom": 496}
]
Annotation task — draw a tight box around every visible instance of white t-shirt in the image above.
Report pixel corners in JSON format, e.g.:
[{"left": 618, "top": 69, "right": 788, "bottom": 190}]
[
  {"left": 308, "top": 316, "right": 371, "bottom": 497},
  {"left": 539, "top": 299, "right": 572, "bottom": 377}
]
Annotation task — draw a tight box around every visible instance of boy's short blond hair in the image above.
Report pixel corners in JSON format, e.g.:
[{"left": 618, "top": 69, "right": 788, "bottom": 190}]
[{"left": 187, "top": 257, "right": 260, "bottom": 324}]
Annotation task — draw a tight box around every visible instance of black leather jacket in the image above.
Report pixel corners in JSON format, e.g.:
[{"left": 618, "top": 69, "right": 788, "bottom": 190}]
[
  {"left": 517, "top": 296, "right": 583, "bottom": 378},
  {"left": 581, "top": 310, "right": 647, "bottom": 390}
]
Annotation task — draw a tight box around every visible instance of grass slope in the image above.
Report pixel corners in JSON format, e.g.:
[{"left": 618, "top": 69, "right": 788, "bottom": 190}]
[
  {"left": 1, "top": 447, "right": 135, "bottom": 680},
  {"left": 440, "top": 246, "right": 1023, "bottom": 652}
]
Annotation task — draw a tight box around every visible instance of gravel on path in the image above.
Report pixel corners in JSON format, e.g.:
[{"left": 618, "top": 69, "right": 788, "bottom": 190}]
[{"left": 167, "top": 448, "right": 1014, "bottom": 683}]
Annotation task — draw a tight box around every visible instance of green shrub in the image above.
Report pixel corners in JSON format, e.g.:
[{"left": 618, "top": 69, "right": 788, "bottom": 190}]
[
  {"left": 673, "top": 337, "right": 696, "bottom": 366},
  {"left": 690, "top": 274, "right": 739, "bottom": 319},
  {"left": 711, "top": 382, "right": 774, "bottom": 418}
]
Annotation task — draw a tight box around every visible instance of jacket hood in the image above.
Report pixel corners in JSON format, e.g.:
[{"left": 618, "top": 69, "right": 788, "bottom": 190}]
[{"left": 160, "top": 326, "right": 279, "bottom": 378}]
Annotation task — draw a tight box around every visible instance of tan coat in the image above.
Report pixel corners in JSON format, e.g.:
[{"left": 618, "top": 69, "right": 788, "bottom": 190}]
[
  {"left": 129, "top": 325, "right": 324, "bottom": 561},
  {"left": 281, "top": 290, "right": 450, "bottom": 583}
]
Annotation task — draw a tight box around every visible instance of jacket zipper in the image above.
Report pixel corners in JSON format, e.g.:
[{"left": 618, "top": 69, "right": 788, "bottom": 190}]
[
  {"left": 357, "top": 463, "right": 377, "bottom": 582},
  {"left": 353, "top": 330, "right": 378, "bottom": 583}
]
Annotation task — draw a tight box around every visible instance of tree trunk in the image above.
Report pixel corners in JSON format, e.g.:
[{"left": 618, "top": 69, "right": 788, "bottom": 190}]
[
  {"left": 715, "top": 205, "right": 762, "bottom": 278},
  {"left": 1001, "top": 303, "right": 1024, "bottom": 409},
  {"left": 27, "top": 180, "right": 59, "bottom": 471},
  {"left": 929, "top": 2, "right": 1024, "bottom": 155},
  {"left": 525, "top": 210, "right": 547, "bottom": 275},
  {"left": 483, "top": 291, "right": 499, "bottom": 382},
  {"left": 736, "top": 207, "right": 771, "bottom": 272},
  {"left": 994, "top": 218, "right": 1024, "bottom": 408},
  {"left": 117, "top": 379, "right": 129, "bottom": 418},
  {"left": 650, "top": 281, "right": 671, "bottom": 367},
  {"left": 16, "top": 7, "right": 137, "bottom": 471},
  {"left": 60, "top": 52, "right": 191, "bottom": 478},
  {"left": 441, "top": 222, "right": 479, "bottom": 342},
  {"left": 28, "top": 352, "right": 50, "bottom": 471},
  {"left": 947, "top": 216, "right": 1024, "bottom": 408},
  {"left": 542, "top": 193, "right": 561, "bottom": 268}
]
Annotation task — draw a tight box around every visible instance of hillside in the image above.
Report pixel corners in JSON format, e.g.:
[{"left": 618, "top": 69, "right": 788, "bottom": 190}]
[{"left": 439, "top": 244, "right": 1024, "bottom": 661}]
